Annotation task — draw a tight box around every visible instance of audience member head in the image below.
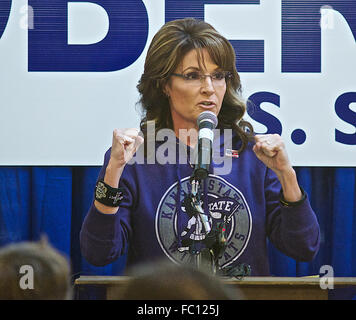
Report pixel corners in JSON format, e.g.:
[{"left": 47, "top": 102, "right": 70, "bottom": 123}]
[
  {"left": 120, "top": 260, "right": 242, "bottom": 300},
  {"left": 0, "top": 236, "right": 72, "bottom": 300}
]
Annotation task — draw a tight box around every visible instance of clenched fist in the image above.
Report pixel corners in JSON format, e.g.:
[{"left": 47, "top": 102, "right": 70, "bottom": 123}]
[
  {"left": 253, "top": 134, "right": 302, "bottom": 202},
  {"left": 95, "top": 128, "right": 144, "bottom": 214},
  {"left": 110, "top": 128, "right": 144, "bottom": 168},
  {"left": 253, "top": 134, "right": 292, "bottom": 177}
]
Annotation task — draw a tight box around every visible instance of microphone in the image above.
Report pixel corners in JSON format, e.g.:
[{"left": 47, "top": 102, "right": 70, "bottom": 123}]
[{"left": 193, "top": 111, "right": 218, "bottom": 180}]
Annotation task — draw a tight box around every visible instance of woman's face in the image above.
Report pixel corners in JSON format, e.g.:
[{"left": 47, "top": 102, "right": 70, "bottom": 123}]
[{"left": 164, "top": 48, "right": 227, "bottom": 131}]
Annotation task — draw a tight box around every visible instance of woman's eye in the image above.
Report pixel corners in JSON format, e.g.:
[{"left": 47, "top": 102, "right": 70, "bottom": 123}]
[
  {"left": 184, "top": 72, "right": 201, "bottom": 80},
  {"left": 213, "top": 72, "right": 225, "bottom": 80}
]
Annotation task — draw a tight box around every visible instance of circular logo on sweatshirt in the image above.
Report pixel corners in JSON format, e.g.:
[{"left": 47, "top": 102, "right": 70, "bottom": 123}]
[{"left": 155, "top": 175, "right": 252, "bottom": 268}]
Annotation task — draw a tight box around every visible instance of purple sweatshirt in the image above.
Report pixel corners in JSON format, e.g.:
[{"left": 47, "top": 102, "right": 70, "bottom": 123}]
[{"left": 80, "top": 132, "right": 320, "bottom": 276}]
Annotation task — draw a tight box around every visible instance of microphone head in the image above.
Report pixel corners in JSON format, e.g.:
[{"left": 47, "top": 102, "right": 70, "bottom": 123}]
[{"left": 197, "top": 111, "right": 218, "bottom": 129}]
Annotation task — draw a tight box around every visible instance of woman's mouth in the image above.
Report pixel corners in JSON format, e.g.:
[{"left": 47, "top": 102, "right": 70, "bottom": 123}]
[{"left": 197, "top": 101, "right": 216, "bottom": 109}]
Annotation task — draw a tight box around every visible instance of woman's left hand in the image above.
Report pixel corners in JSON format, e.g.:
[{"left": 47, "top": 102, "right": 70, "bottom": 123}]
[
  {"left": 253, "top": 134, "right": 292, "bottom": 176},
  {"left": 253, "top": 134, "right": 302, "bottom": 202}
]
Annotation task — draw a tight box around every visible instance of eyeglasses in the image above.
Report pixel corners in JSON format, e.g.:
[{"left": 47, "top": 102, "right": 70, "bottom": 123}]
[{"left": 171, "top": 71, "right": 232, "bottom": 86}]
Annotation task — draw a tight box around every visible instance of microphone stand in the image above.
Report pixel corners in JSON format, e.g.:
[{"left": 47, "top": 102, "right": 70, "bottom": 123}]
[
  {"left": 186, "top": 176, "right": 213, "bottom": 273},
  {"left": 187, "top": 176, "right": 250, "bottom": 278},
  {"left": 187, "top": 175, "right": 227, "bottom": 275},
  {"left": 183, "top": 111, "right": 238, "bottom": 275}
]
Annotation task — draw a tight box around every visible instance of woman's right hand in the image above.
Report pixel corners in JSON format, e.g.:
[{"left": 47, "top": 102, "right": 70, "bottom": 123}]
[
  {"left": 95, "top": 128, "right": 144, "bottom": 214},
  {"left": 110, "top": 128, "right": 144, "bottom": 169}
]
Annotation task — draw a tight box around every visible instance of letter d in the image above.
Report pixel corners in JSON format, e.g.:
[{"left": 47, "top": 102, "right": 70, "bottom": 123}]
[
  {"left": 0, "top": 0, "right": 12, "bottom": 39},
  {"left": 28, "top": 0, "right": 148, "bottom": 71}
]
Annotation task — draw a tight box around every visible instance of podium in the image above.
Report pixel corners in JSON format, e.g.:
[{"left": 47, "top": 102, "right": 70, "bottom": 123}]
[{"left": 74, "top": 276, "right": 356, "bottom": 300}]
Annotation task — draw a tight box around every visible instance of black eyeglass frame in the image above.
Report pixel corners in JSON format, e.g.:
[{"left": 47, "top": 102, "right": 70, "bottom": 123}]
[{"left": 171, "top": 71, "right": 233, "bottom": 82}]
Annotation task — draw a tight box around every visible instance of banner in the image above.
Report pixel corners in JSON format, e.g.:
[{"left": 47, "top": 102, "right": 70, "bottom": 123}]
[{"left": 0, "top": 0, "right": 355, "bottom": 165}]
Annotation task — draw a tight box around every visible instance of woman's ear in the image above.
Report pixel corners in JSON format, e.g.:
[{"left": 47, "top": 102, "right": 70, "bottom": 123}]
[{"left": 163, "top": 83, "right": 170, "bottom": 99}]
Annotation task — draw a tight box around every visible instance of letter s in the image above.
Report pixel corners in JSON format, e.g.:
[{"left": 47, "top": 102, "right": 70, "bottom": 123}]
[
  {"left": 247, "top": 92, "right": 282, "bottom": 135},
  {"left": 335, "top": 92, "right": 356, "bottom": 145}
]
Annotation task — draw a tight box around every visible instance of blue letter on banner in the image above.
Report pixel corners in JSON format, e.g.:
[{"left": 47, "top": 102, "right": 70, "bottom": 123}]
[
  {"left": 165, "top": 0, "right": 263, "bottom": 72},
  {"left": 28, "top": 0, "right": 148, "bottom": 72},
  {"left": 247, "top": 92, "right": 282, "bottom": 135},
  {"left": 282, "top": 0, "right": 356, "bottom": 73},
  {"left": 335, "top": 92, "right": 356, "bottom": 145},
  {"left": 0, "top": 0, "right": 11, "bottom": 39}
]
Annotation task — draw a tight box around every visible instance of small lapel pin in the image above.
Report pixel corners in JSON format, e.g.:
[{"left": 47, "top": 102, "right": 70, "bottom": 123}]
[{"left": 225, "top": 149, "right": 239, "bottom": 158}]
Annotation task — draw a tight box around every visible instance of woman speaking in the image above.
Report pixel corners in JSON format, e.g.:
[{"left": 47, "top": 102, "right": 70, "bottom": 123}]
[{"left": 80, "top": 18, "right": 320, "bottom": 276}]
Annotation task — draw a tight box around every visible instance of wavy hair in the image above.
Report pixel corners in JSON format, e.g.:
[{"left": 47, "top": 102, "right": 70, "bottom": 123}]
[{"left": 137, "top": 18, "right": 254, "bottom": 153}]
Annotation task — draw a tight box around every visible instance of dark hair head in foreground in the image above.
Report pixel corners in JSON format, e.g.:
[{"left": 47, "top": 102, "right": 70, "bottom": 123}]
[
  {"left": 120, "top": 260, "right": 244, "bottom": 300},
  {"left": 0, "top": 236, "right": 72, "bottom": 300}
]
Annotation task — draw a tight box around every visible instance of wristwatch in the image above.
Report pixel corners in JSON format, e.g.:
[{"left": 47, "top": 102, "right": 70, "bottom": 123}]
[{"left": 95, "top": 180, "right": 124, "bottom": 207}]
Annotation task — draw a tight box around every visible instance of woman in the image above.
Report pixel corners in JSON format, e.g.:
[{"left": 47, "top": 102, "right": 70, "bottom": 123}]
[{"left": 80, "top": 18, "right": 320, "bottom": 276}]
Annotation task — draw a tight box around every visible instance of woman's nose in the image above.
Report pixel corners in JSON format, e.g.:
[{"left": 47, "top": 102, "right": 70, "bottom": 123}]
[{"left": 200, "top": 76, "right": 215, "bottom": 95}]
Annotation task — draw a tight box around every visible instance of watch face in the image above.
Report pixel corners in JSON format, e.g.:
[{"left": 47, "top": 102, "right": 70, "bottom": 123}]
[{"left": 96, "top": 181, "right": 107, "bottom": 199}]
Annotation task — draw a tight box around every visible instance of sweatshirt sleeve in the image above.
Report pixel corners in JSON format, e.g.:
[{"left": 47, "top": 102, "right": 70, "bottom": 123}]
[
  {"left": 265, "top": 168, "right": 320, "bottom": 262},
  {"left": 79, "top": 149, "right": 133, "bottom": 267}
]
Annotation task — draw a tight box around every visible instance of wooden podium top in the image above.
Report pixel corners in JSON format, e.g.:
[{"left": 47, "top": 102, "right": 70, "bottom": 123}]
[
  {"left": 75, "top": 275, "right": 356, "bottom": 285},
  {"left": 75, "top": 276, "right": 356, "bottom": 300}
]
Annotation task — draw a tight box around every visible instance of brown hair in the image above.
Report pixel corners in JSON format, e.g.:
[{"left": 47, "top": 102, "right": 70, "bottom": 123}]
[
  {"left": 0, "top": 237, "right": 72, "bottom": 300},
  {"left": 137, "top": 17, "right": 254, "bottom": 153},
  {"left": 119, "top": 260, "right": 242, "bottom": 300}
]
